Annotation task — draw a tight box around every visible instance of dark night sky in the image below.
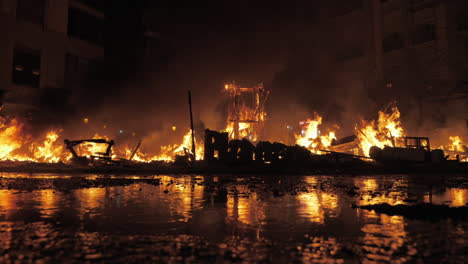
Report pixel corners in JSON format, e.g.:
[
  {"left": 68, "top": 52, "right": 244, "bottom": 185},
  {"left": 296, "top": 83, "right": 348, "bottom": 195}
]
[
  {"left": 82, "top": 2, "right": 318, "bottom": 120},
  {"left": 73, "top": 0, "right": 362, "bottom": 146}
]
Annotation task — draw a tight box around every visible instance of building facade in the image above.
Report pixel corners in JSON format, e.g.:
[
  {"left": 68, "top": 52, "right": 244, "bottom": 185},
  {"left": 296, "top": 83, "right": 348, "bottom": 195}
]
[
  {"left": 0, "top": 0, "right": 105, "bottom": 115},
  {"left": 316, "top": 0, "right": 468, "bottom": 133}
]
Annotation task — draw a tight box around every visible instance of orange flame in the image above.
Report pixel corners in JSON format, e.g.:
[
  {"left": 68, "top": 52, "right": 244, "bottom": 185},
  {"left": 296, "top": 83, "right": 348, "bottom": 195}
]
[
  {"left": 0, "top": 118, "right": 70, "bottom": 162},
  {"left": 356, "top": 106, "right": 405, "bottom": 156},
  {"left": 448, "top": 136, "right": 466, "bottom": 152},
  {"left": 0, "top": 118, "right": 27, "bottom": 161},
  {"left": 32, "top": 131, "right": 69, "bottom": 163},
  {"left": 1, "top": 105, "right": 467, "bottom": 164},
  {"left": 295, "top": 114, "right": 337, "bottom": 154}
]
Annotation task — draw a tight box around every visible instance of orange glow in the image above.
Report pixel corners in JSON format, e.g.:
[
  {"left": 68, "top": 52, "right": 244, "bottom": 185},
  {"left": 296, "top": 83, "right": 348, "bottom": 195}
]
[
  {"left": 297, "top": 192, "right": 325, "bottom": 223},
  {"left": 77, "top": 187, "right": 106, "bottom": 211},
  {"left": 33, "top": 131, "right": 69, "bottom": 163},
  {"left": 0, "top": 118, "right": 70, "bottom": 162},
  {"left": 0, "top": 118, "right": 29, "bottom": 161},
  {"left": 153, "top": 130, "right": 204, "bottom": 162},
  {"left": 223, "top": 82, "right": 268, "bottom": 141},
  {"left": 226, "top": 189, "right": 265, "bottom": 226},
  {"left": 356, "top": 106, "right": 405, "bottom": 157},
  {"left": 38, "top": 189, "right": 58, "bottom": 217},
  {"left": 449, "top": 189, "right": 467, "bottom": 207},
  {"left": 321, "top": 193, "right": 338, "bottom": 211},
  {"left": 356, "top": 179, "right": 406, "bottom": 206},
  {"left": 440, "top": 136, "right": 468, "bottom": 161},
  {"left": 156, "top": 176, "right": 205, "bottom": 221},
  {"left": 448, "top": 136, "right": 465, "bottom": 152},
  {"left": 360, "top": 211, "right": 411, "bottom": 263},
  {"left": 76, "top": 138, "right": 111, "bottom": 159},
  {"left": 0, "top": 190, "right": 14, "bottom": 216},
  {"left": 225, "top": 121, "right": 258, "bottom": 140},
  {"left": 295, "top": 114, "right": 337, "bottom": 154},
  {"left": 363, "top": 179, "right": 378, "bottom": 191},
  {"left": 1, "top": 103, "right": 467, "bottom": 163}
]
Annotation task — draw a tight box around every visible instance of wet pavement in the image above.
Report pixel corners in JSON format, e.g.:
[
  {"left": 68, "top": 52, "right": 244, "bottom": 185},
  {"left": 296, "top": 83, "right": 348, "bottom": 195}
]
[{"left": 0, "top": 173, "right": 467, "bottom": 263}]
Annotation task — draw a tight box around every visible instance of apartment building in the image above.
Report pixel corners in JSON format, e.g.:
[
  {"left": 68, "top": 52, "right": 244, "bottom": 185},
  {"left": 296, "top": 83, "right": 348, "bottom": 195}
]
[
  {"left": 316, "top": 0, "right": 468, "bottom": 128},
  {"left": 0, "top": 0, "right": 105, "bottom": 114}
]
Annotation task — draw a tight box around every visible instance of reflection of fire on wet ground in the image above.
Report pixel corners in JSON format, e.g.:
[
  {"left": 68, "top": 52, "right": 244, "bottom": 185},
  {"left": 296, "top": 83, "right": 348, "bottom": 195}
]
[{"left": 0, "top": 174, "right": 467, "bottom": 263}]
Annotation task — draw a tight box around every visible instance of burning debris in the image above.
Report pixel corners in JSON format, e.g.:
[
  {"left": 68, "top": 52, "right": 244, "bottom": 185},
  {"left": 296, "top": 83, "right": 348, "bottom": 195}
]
[
  {"left": 369, "top": 137, "right": 446, "bottom": 164},
  {"left": 0, "top": 117, "right": 67, "bottom": 163},
  {"left": 295, "top": 114, "right": 337, "bottom": 154},
  {"left": 0, "top": 81, "right": 467, "bottom": 172},
  {"left": 356, "top": 106, "right": 405, "bottom": 157},
  {"left": 64, "top": 138, "right": 115, "bottom": 166},
  {"left": 224, "top": 81, "right": 269, "bottom": 141}
]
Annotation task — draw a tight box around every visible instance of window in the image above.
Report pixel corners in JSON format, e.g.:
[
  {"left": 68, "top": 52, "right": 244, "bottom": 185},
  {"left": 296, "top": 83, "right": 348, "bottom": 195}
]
[
  {"left": 383, "top": 32, "right": 404, "bottom": 52},
  {"left": 412, "top": 24, "right": 435, "bottom": 45},
  {"left": 12, "top": 46, "right": 41, "bottom": 88},
  {"left": 68, "top": 8, "right": 104, "bottom": 44},
  {"left": 65, "top": 54, "right": 91, "bottom": 89},
  {"left": 16, "top": 0, "right": 45, "bottom": 26}
]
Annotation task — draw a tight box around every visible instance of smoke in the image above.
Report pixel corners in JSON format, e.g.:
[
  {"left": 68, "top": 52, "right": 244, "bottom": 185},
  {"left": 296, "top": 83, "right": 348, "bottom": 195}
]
[
  {"left": 13, "top": 0, "right": 465, "bottom": 154},
  {"left": 64, "top": 0, "right": 378, "bottom": 148},
  {"left": 265, "top": 21, "right": 378, "bottom": 142}
]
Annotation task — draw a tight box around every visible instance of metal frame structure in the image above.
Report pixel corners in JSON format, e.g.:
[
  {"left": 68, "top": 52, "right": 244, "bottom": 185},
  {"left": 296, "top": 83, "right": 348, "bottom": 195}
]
[
  {"left": 404, "top": 136, "right": 431, "bottom": 151},
  {"left": 224, "top": 81, "right": 269, "bottom": 141}
]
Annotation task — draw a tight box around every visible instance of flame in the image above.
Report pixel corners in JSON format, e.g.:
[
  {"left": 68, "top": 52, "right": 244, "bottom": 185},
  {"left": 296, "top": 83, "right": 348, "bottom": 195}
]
[
  {"left": 32, "top": 131, "right": 68, "bottom": 163},
  {"left": 76, "top": 135, "right": 112, "bottom": 159},
  {"left": 0, "top": 118, "right": 29, "bottom": 161},
  {"left": 0, "top": 118, "right": 68, "bottom": 162},
  {"left": 0, "top": 118, "right": 114, "bottom": 163},
  {"left": 442, "top": 136, "right": 468, "bottom": 161},
  {"left": 356, "top": 106, "right": 405, "bottom": 156},
  {"left": 224, "top": 82, "right": 268, "bottom": 141},
  {"left": 448, "top": 136, "right": 466, "bottom": 152},
  {"left": 1, "top": 103, "right": 467, "bottom": 164},
  {"left": 128, "top": 130, "right": 204, "bottom": 162},
  {"left": 159, "top": 129, "right": 203, "bottom": 161},
  {"left": 295, "top": 114, "right": 336, "bottom": 154},
  {"left": 225, "top": 121, "right": 257, "bottom": 140}
]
